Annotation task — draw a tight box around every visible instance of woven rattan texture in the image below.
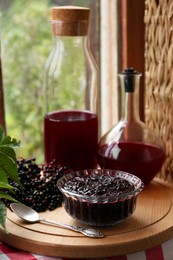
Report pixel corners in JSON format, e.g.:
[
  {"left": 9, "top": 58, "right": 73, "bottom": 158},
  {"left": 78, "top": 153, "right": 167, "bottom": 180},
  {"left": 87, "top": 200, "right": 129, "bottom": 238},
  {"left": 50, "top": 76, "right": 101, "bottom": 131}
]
[{"left": 145, "top": 0, "right": 173, "bottom": 181}]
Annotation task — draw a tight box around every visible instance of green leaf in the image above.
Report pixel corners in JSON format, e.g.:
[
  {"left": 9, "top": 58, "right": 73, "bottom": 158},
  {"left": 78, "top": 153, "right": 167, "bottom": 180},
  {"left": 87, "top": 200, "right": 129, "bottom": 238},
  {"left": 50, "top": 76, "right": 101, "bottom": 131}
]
[
  {"left": 0, "top": 146, "right": 21, "bottom": 185},
  {"left": 0, "top": 191, "right": 18, "bottom": 202},
  {"left": 0, "top": 201, "right": 7, "bottom": 231},
  {"left": 0, "top": 127, "right": 21, "bottom": 231},
  {"left": 0, "top": 171, "right": 8, "bottom": 183},
  {"left": 0, "top": 181, "right": 17, "bottom": 190},
  {"left": 1, "top": 136, "right": 20, "bottom": 148},
  {"left": 0, "top": 127, "right": 20, "bottom": 148}
]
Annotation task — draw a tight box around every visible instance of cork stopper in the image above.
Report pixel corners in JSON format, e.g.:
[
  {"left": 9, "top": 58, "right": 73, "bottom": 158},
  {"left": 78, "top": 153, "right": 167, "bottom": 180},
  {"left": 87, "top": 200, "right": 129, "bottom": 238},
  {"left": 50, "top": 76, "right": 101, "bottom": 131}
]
[{"left": 51, "top": 6, "right": 90, "bottom": 36}]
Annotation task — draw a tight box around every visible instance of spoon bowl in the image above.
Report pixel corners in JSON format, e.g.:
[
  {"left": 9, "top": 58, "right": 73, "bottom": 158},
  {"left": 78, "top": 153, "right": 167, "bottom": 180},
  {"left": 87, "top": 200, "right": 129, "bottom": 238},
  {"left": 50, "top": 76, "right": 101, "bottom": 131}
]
[
  {"left": 11, "top": 203, "right": 40, "bottom": 223},
  {"left": 10, "top": 203, "right": 104, "bottom": 238}
]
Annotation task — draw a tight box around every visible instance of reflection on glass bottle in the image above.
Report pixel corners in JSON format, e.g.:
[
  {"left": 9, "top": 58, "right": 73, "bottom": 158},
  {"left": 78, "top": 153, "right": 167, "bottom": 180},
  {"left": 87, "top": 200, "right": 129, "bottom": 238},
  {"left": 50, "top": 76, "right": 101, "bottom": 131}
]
[{"left": 97, "top": 68, "right": 165, "bottom": 185}]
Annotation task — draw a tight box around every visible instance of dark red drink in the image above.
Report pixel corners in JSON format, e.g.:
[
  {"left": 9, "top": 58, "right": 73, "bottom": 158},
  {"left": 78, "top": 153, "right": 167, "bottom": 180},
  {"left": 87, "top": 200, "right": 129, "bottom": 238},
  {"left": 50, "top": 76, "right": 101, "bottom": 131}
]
[
  {"left": 44, "top": 110, "right": 98, "bottom": 170},
  {"left": 97, "top": 141, "right": 165, "bottom": 185}
]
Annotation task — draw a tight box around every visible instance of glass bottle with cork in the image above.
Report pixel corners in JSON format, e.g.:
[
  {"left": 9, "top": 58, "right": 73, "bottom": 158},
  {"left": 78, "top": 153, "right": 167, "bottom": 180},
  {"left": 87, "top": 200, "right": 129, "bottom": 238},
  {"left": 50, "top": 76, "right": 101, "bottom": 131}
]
[
  {"left": 97, "top": 68, "right": 165, "bottom": 185},
  {"left": 42, "top": 6, "right": 98, "bottom": 171}
]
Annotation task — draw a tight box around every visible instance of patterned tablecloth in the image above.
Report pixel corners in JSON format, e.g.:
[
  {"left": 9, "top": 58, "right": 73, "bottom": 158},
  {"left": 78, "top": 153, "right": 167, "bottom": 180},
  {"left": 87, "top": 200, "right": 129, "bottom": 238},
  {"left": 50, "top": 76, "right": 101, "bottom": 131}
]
[{"left": 0, "top": 239, "right": 173, "bottom": 260}]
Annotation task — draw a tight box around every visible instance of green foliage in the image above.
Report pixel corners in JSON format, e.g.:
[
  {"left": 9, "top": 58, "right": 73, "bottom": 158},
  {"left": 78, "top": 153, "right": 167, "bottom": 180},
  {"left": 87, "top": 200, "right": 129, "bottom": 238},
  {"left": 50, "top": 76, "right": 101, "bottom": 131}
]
[
  {"left": 0, "top": 201, "right": 7, "bottom": 231},
  {"left": 0, "top": 126, "right": 20, "bottom": 231},
  {"left": 1, "top": 0, "right": 51, "bottom": 163}
]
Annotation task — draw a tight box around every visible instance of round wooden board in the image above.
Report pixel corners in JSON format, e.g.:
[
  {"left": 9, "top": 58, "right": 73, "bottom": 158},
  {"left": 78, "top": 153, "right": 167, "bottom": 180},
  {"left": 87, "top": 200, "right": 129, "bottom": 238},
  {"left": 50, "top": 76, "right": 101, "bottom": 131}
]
[{"left": 0, "top": 179, "right": 173, "bottom": 258}]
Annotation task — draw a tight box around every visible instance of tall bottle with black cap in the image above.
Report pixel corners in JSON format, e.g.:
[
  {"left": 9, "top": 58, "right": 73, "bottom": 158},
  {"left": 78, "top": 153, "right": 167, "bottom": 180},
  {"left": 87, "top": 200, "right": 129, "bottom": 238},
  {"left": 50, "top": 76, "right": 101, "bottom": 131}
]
[{"left": 97, "top": 68, "right": 165, "bottom": 185}]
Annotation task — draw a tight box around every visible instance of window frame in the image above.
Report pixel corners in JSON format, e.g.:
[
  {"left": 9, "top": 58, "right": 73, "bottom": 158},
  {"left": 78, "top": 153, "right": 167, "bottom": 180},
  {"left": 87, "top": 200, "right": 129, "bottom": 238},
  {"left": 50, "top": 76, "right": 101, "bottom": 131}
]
[{"left": 89, "top": 0, "right": 145, "bottom": 135}]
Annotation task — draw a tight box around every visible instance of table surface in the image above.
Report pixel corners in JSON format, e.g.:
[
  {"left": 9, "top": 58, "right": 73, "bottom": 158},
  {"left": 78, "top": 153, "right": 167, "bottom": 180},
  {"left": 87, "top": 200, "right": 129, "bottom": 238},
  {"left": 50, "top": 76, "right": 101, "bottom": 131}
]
[
  {"left": 0, "top": 239, "right": 173, "bottom": 260},
  {"left": 1, "top": 180, "right": 173, "bottom": 259},
  {"left": 2, "top": 180, "right": 173, "bottom": 259}
]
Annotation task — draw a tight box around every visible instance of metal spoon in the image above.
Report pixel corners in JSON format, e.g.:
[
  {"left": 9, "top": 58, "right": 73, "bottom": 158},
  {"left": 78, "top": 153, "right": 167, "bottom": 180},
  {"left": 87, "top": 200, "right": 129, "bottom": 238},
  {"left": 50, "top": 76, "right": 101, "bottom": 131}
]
[{"left": 10, "top": 203, "right": 104, "bottom": 238}]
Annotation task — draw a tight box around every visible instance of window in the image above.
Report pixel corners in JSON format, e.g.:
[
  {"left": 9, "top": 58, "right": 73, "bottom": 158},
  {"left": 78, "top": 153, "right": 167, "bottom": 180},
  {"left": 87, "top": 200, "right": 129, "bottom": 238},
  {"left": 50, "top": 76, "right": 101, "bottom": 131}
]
[{"left": 0, "top": 0, "right": 145, "bottom": 163}]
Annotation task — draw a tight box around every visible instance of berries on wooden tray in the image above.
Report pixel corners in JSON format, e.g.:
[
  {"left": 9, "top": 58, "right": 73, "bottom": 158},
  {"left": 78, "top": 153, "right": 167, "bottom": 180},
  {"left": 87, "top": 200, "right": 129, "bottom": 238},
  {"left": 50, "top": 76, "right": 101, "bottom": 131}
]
[{"left": 4, "top": 158, "right": 72, "bottom": 212}]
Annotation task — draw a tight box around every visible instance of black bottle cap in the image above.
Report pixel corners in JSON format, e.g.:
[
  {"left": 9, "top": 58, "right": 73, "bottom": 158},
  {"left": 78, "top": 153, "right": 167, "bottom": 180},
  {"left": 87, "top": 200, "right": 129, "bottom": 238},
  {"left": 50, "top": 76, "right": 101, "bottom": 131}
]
[
  {"left": 121, "top": 68, "right": 138, "bottom": 75},
  {"left": 120, "top": 68, "right": 140, "bottom": 92}
]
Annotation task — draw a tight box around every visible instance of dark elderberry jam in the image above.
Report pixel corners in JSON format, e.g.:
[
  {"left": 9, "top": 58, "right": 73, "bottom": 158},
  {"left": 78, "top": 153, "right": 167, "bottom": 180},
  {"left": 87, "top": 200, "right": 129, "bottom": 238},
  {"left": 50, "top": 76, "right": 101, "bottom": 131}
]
[{"left": 57, "top": 169, "right": 144, "bottom": 227}]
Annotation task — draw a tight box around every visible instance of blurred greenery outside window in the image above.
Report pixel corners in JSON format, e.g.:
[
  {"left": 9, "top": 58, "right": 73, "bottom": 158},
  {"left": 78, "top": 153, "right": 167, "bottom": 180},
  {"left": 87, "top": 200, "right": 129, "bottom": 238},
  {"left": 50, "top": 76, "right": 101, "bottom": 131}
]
[{"left": 0, "top": 0, "right": 91, "bottom": 163}]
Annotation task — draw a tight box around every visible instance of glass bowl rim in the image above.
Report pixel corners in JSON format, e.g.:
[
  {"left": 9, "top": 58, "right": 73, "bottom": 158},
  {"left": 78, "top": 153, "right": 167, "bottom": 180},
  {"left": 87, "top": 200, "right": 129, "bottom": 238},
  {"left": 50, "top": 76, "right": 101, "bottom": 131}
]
[{"left": 57, "top": 169, "right": 144, "bottom": 202}]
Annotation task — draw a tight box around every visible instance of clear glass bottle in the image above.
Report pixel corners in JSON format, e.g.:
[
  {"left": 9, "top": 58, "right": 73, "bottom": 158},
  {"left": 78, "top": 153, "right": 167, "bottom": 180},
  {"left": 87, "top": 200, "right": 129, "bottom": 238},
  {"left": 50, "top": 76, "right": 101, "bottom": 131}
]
[
  {"left": 97, "top": 68, "right": 165, "bottom": 185},
  {"left": 42, "top": 6, "right": 98, "bottom": 170},
  {"left": 43, "top": 6, "right": 98, "bottom": 114}
]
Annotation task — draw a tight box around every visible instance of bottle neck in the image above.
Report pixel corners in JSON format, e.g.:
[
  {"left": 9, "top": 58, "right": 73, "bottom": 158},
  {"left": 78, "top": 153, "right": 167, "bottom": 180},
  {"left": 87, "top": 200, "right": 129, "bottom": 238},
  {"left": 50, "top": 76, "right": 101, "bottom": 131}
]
[
  {"left": 50, "top": 20, "right": 88, "bottom": 53},
  {"left": 120, "top": 76, "right": 141, "bottom": 123},
  {"left": 51, "top": 34, "right": 87, "bottom": 50},
  {"left": 118, "top": 74, "right": 144, "bottom": 141},
  {"left": 124, "top": 91, "right": 140, "bottom": 123}
]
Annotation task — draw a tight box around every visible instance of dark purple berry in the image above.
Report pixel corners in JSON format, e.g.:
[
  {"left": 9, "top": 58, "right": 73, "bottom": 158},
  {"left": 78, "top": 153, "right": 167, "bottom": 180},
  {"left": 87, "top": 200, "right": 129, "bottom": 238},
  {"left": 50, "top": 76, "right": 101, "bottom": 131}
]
[{"left": 4, "top": 158, "right": 72, "bottom": 212}]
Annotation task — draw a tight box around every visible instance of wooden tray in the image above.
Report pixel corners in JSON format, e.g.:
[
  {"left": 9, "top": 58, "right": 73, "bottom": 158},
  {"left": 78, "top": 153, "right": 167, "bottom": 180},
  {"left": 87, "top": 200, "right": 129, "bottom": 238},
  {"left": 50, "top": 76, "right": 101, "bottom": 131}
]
[{"left": 0, "top": 179, "right": 173, "bottom": 258}]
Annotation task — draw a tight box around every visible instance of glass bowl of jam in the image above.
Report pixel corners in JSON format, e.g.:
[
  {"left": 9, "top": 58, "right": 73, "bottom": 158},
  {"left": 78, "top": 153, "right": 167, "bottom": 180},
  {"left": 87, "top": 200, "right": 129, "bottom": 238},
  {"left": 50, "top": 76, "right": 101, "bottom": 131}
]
[{"left": 57, "top": 169, "right": 144, "bottom": 227}]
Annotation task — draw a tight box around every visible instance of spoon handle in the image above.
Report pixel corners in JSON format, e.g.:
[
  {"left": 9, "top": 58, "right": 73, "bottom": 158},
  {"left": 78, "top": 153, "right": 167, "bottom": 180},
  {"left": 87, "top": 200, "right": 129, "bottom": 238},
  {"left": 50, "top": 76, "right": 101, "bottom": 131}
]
[
  {"left": 39, "top": 217, "right": 84, "bottom": 233},
  {"left": 39, "top": 217, "right": 104, "bottom": 238}
]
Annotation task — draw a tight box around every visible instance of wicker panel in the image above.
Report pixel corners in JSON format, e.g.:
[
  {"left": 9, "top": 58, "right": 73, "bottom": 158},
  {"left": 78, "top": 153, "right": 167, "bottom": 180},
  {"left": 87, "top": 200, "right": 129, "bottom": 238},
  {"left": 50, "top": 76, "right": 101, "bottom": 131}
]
[{"left": 145, "top": 0, "right": 173, "bottom": 181}]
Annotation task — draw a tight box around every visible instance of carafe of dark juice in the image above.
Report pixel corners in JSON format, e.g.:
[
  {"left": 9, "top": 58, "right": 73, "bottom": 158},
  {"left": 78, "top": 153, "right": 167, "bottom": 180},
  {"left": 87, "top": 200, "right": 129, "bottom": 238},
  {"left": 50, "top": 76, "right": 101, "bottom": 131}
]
[
  {"left": 42, "top": 6, "right": 98, "bottom": 170},
  {"left": 97, "top": 68, "right": 165, "bottom": 185}
]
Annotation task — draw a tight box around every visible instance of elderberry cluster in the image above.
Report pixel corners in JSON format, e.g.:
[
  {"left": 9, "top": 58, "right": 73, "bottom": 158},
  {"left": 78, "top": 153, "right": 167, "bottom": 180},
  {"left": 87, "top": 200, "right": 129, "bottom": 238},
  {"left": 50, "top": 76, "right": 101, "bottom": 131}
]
[{"left": 4, "top": 158, "right": 72, "bottom": 212}]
